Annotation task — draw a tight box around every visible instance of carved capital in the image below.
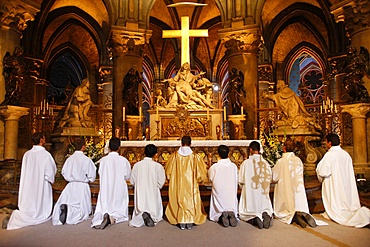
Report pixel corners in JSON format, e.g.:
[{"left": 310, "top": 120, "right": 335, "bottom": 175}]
[
  {"left": 0, "top": 0, "right": 39, "bottom": 32},
  {"left": 0, "top": 105, "right": 29, "bottom": 120},
  {"left": 331, "top": 0, "right": 370, "bottom": 36},
  {"left": 258, "top": 64, "right": 273, "bottom": 82},
  {"left": 341, "top": 103, "right": 370, "bottom": 118},
  {"left": 219, "top": 28, "right": 262, "bottom": 55},
  {"left": 109, "top": 27, "right": 152, "bottom": 57}
]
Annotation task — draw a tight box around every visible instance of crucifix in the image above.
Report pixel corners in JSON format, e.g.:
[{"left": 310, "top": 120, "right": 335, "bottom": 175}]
[{"left": 162, "top": 15, "right": 208, "bottom": 67}]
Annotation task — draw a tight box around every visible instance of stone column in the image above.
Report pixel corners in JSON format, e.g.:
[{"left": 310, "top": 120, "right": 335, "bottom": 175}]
[
  {"left": 0, "top": 0, "right": 39, "bottom": 160},
  {"left": 341, "top": 103, "right": 370, "bottom": 175},
  {"left": 219, "top": 28, "right": 262, "bottom": 139},
  {"left": 331, "top": 0, "right": 370, "bottom": 89},
  {"left": 0, "top": 106, "right": 29, "bottom": 160},
  {"left": 109, "top": 26, "right": 151, "bottom": 135}
]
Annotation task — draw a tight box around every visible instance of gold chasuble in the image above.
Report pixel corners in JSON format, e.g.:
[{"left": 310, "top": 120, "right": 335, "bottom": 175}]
[{"left": 165, "top": 152, "right": 208, "bottom": 225}]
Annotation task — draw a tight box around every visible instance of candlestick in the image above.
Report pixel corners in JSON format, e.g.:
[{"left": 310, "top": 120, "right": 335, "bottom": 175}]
[
  {"left": 223, "top": 107, "right": 227, "bottom": 121},
  {"left": 156, "top": 107, "right": 159, "bottom": 121},
  {"left": 241, "top": 106, "right": 243, "bottom": 115},
  {"left": 123, "top": 107, "right": 126, "bottom": 121},
  {"left": 139, "top": 107, "right": 142, "bottom": 121}
]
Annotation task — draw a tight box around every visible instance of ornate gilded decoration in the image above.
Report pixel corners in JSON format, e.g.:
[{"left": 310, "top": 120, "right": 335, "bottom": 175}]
[
  {"left": 109, "top": 27, "right": 151, "bottom": 57},
  {"left": 220, "top": 30, "right": 262, "bottom": 55},
  {"left": 0, "top": 0, "right": 39, "bottom": 32},
  {"left": 258, "top": 64, "right": 273, "bottom": 82}
]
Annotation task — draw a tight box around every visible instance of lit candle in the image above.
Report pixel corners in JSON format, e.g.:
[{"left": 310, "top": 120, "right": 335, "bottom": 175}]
[
  {"left": 123, "top": 107, "right": 126, "bottom": 121},
  {"left": 320, "top": 105, "right": 322, "bottom": 114},
  {"left": 241, "top": 106, "right": 243, "bottom": 116},
  {"left": 223, "top": 107, "right": 227, "bottom": 121},
  {"left": 139, "top": 107, "right": 142, "bottom": 121},
  {"left": 156, "top": 107, "right": 159, "bottom": 121},
  {"left": 46, "top": 101, "right": 49, "bottom": 111},
  {"left": 207, "top": 108, "right": 209, "bottom": 120}
]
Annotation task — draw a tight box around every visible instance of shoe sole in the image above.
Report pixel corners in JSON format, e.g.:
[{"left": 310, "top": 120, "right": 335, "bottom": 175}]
[
  {"left": 60, "top": 204, "right": 67, "bottom": 225},
  {"left": 255, "top": 217, "right": 263, "bottom": 229},
  {"left": 303, "top": 213, "right": 317, "bottom": 228},
  {"left": 221, "top": 212, "right": 229, "bottom": 227},
  {"left": 101, "top": 213, "right": 111, "bottom": 229},
  {"left": 262, "top": 212, "right": 271, "bottom": 229},
  {"left": 142, "top": 212, "right": 155, "bottom": 227},
  {"left": 228, "top": 212, "right": 237, "bottom": 227}
]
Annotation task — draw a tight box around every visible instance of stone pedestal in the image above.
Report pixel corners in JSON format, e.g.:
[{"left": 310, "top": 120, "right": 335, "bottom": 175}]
[
  {"left": 0, "top": 106, "right": 29, "bottom": 160},
  {"left": 50, "top": 127, "right": 99, "bottom": 168},
  {"left": 342, "top": 103, "right": 370, "bottom": 178},
  {"left": 148, "top": 108, "right": 223, "bottom": 140},
  {"left": 274, "top": 125, "right": 324, "bottom": 176}
]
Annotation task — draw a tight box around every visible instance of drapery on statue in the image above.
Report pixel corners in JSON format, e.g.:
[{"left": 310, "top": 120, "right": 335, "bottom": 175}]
[
  {"left": 263, "top": 80, "right": 320, "bottom": 130},
  {"left": 122, "top": 68, "right": 141, "bottom": 115},
  {"left": 163, "top": 62, "right": 214, "bottom": 109},
  {"left": 59, "top": 78, "right": 93, "bottom": 128},
  {"left": 342, "top": 46, "right": 370, "bottom": 103},
  {"left": 228, "top": 68, "right": 246, "bottom": 115},
  {"left": 1, "top": 47, "right": 27, "bottom": 106}
]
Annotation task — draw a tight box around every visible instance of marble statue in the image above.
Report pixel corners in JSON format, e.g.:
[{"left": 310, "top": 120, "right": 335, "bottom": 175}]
[
  {"left": 59, "top": 78, "right": 93, "bottom": 128},
  {"left": 263, "top": 80, "right": 320, "bottom": 130}
]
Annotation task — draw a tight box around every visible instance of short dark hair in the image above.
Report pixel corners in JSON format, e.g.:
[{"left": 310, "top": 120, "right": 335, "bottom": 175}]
[
  {"left": 109, "top": 137, "right": 121, "bottom": 151},
  {"left": 74, "top": 137, "right": 85, "bottom": 150},
  {"left": 249, "top": 141, "right": 260, "bottom": 151},
  {"left": 181, "top": 136, "right": 191, "bottom": 146},
  {"left": 284, "top": 138, "right": 295, "bottom": 152},
  {"left": 326, "top": 133, "right": 340, "bottom": 146},
  {"left": 31, "top": 132, "right": 44, "bottom": 145},
  {"left": 145, "top": 144, "right": 157, "bottom": 158},
  {"left": 218, "top": 145, "right": 229, "bottom": 159}
]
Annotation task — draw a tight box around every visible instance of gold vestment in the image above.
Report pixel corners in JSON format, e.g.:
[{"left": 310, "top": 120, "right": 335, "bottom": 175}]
[{"left": 165, "top": 152, "right": 207, "bottom": 225}]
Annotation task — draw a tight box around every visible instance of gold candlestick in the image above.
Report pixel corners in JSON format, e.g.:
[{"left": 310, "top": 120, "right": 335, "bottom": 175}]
[
  {"left": 240, "top": 119, "right": 247, "bottom": 140},
  {"left": 154, "top": 120, "right": 160, "bottom": 140},
  {"left": 121, "top": 121, "right": 127, "bottom": 141},
  {"left": 137, "top": 120, "right": 143, "bottom": 140},
  {"left": 222, "top": 120, "right": 229, "bottom": 140}
]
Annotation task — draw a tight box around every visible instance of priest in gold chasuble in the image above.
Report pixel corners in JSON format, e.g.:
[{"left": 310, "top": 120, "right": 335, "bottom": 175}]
[{"left": 165, "top": 136, "right": 207, "bottom": 229}]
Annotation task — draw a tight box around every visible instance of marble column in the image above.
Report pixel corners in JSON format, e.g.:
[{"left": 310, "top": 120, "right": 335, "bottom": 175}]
[
  {"left": 219, "top": 28, "right": 262, "bottom": 139},
  {"left": 0, "top": 106, "right": 29, "bottom": 160},
  {"left": 341, "top": 103, "right": 370, "bottom": 175},
  {"left": 109, "top": 27, "right": 152, "bottom": 135}
]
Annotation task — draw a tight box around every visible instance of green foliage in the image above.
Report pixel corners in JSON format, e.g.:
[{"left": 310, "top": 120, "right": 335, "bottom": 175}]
[{"left": 66, "top": 137, "right": 105, "bottom": 167}]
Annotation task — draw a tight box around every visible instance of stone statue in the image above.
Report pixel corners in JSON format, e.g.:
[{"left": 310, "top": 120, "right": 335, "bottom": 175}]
[
  {"left": 342, "top": 46, "right": 370, "bottom": 103},
  {"left": 163, "top": 62, "right": 214, "bottom": 109},
  {"left": 122, "top": 68, "right": 141, "bottom": 115},
  {"left": 59, "top": 78, "right": 93, "bottom": 128},
  {"left": 155, "top": 89, "right": 167, "bottom": 107},
  {"left": 1, "top": 47, "right": 27, "bottom": 106},
  {"left": 228, "top": 68, "right": 246, "bottom": 115},
  {"left": 263, "top": 80, "right": 319, "bottom": 130}
]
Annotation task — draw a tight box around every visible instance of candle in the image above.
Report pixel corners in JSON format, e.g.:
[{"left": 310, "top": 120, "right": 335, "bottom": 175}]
[
  {"left": 139, "top": 107, "right": 142, "bottom": 121},
  {"left": 241, "top": 106, "right": 243, "bottom": 116},
  {"left": 223, "top": 107, "right": 227, "bottom": 121},
  {"left": 207, "top": 108, "right": 209, "bottom": 120},
  {"left": 320, "top": 105, "right": 322, "bottom": 114},
  {"left": 156, "top": 107, "right": 159, "bottom": 121},
  {"left": 46, "top": 102, "right": 49, "bottom": 110},
  {"left": 123, "top": 107, "right": 126, "bottom": 121}
]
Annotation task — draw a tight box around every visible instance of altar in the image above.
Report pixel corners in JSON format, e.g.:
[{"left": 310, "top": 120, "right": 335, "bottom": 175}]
[{"left": 120, "top": 140, "right": 261, "bottom": 169}]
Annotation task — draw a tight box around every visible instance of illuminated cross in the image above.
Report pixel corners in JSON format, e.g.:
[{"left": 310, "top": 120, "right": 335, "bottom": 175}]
[{"left": 163, "top": 16, "right": 208, "bottom": 67}]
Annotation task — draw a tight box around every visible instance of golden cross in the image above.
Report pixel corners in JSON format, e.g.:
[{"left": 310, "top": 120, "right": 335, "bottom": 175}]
[{"left": 163, "top": 16, "right": 208, "bottom": 66}]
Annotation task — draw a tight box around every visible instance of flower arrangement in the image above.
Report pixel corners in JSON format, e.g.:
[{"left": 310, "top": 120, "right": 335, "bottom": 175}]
[
  {"left": 261, "top": 131, "right": 285, "bottom": 168},
  {"left": 66, "top": 137, "right": 105, "bottom": 166}
]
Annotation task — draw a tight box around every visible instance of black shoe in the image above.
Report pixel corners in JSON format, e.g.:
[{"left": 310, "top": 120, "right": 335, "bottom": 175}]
[
  {"left": 186, "top": 223, "right": 193, "bottom": 230},
  {"left": 179, "top": 224, "right": 186, "bottom": 230},
  {"left": 221, "top": 211, "right": 229, "bottom": 227},
  {"left": 101, "top": 213, "right": 111, "bottom": 229},
  {"left": 293, "top": 212, "right": 307, "bottom": 228},
  {"left": 301, "top": 212, "right": 317, "bottom": 228},
  {"left": 60, "top": 204, "right": 67, "bottom": 225},
  {"left": 228, "top": 211, "right": 237, "bottom": 227},
  {"left": 142, "top": 212, "right": 155, "bottom": 227},
  {"left": 262, "top": 212, "right": 271, "bottom": 229},
  {"left": 247, "top": 217, "right": 263, "bottom": 229}
]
